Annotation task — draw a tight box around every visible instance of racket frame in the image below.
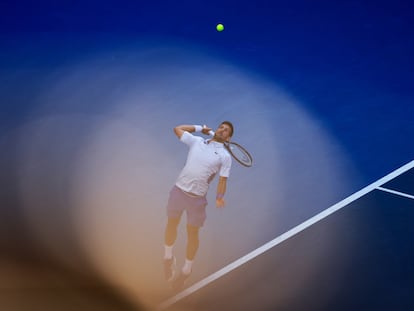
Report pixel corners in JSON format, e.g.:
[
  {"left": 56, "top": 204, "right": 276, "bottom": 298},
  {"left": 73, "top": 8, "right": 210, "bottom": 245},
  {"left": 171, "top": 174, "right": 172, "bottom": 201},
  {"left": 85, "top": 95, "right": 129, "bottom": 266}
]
[{"left": 207, "top": 129, "right": 252, "bottom": 167}]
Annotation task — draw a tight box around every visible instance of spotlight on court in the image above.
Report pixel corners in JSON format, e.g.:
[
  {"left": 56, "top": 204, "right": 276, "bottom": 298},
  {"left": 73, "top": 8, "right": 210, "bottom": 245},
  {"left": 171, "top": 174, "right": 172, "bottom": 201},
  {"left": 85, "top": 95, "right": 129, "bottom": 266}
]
[{"left": 15, "top": 42, "right": 358, "bottom": 310}]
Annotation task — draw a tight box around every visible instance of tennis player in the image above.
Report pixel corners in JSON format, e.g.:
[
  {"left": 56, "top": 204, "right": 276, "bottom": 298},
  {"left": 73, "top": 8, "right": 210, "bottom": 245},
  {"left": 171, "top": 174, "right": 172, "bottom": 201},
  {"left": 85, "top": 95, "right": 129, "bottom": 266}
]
[{"left": 163, "top": 121, "right": 234, "bottom": 291}]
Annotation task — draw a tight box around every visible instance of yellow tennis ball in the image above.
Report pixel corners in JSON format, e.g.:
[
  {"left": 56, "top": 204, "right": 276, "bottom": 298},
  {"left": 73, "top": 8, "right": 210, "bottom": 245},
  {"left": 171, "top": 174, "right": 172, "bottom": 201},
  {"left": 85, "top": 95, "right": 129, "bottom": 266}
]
[{"left": 216, "top": 23, "right": 224, "bottom": 32}]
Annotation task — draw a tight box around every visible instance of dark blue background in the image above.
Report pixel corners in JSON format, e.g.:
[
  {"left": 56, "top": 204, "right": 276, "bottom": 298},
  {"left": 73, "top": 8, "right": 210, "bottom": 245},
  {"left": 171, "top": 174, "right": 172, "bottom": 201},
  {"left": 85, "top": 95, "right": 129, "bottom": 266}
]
[{"left": 1, "top": 0, "right": 413, "bottom": 180}]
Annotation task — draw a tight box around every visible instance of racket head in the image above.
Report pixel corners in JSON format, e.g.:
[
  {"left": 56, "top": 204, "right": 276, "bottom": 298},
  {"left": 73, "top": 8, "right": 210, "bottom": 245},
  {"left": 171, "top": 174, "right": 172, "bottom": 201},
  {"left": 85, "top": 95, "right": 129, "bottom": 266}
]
[{"left": 224, "top": 141, "right": 253, "bottom": 167}]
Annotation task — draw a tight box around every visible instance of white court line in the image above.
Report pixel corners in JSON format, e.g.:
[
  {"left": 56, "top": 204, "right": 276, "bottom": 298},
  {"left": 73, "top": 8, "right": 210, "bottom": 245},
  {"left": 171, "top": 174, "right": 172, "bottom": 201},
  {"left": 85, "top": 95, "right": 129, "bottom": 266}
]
[
  {"left": 157, "top": 160, "right": 414, "bottom": 311},
  {"left": 377, "top": 186, "right": 414, "bottom": 200}
]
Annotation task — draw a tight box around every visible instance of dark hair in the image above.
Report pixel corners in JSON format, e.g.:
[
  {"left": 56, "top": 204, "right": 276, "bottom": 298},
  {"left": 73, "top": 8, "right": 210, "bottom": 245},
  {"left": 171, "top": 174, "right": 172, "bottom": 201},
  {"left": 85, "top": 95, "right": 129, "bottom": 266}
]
[{"left": 221, "top": 121, "right": 234, "bottom": 137}]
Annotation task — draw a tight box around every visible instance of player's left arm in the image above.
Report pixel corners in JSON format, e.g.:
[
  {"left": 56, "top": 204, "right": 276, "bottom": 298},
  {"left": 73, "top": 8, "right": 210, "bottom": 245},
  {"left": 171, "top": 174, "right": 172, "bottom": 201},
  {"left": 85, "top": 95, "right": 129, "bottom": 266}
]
[{"left": 216, "top": 176, "right": 227, "bottom": 208}]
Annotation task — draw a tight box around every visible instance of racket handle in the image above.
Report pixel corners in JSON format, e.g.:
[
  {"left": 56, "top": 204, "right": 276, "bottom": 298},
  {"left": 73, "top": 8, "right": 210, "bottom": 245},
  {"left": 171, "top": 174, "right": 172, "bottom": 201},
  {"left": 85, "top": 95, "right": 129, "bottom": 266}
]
[{"left": 203, "top": 125, "right": 215, "bottom": 136}]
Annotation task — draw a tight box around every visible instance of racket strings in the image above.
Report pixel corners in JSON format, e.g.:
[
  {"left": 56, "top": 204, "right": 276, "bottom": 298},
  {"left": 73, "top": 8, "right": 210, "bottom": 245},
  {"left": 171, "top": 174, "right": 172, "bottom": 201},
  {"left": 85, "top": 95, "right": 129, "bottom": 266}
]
[{"left": 225, "top": 142, "right": 253, "bottom": 167}]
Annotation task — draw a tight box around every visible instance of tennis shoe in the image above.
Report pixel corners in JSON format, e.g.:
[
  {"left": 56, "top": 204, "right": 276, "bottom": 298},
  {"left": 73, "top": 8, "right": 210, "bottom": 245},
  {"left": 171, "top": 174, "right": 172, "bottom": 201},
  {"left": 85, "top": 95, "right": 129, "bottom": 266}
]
[
  {"left": 164, "top": 256, "right": 176, "bottom": 282},
  {"left": 172, "top": 271, "right": 191, "bottom": 292}
]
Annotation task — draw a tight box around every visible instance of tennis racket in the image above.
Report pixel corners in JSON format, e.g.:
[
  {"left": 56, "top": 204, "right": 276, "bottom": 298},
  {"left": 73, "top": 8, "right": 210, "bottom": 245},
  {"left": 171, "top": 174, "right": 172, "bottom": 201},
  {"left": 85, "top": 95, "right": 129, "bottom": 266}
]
[{"left": 208, "top": 130, "right": 253, "bottom": 167}]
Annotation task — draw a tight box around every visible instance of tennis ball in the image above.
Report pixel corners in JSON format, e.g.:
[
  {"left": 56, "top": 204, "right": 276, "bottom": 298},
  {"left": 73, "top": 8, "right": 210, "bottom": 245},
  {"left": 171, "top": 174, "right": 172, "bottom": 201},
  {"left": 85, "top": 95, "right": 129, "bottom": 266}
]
[{"left": 216, "top": 23, "right": 224, "bottom": 32}]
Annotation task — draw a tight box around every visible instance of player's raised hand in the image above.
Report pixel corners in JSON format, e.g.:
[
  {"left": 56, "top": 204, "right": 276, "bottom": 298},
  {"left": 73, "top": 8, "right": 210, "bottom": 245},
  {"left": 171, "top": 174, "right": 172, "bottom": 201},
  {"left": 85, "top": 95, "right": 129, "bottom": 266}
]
[{"left": 201, "top": 125, "right": 212, "bottom": 135}]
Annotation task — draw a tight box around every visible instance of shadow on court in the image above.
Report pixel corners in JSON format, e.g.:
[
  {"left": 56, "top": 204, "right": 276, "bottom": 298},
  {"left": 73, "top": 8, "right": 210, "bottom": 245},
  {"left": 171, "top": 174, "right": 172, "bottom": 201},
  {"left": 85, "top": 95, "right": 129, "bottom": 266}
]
[{"left": 0, "top": 256, "right": 145, "bottom": 311}]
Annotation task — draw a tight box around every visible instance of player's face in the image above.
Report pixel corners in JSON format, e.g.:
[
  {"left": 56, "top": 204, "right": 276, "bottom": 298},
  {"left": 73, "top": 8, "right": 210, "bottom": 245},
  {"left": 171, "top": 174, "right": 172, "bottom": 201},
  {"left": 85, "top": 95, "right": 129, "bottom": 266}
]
[{"left": 214, "top": 123, "right": 232, "bottom": 142}]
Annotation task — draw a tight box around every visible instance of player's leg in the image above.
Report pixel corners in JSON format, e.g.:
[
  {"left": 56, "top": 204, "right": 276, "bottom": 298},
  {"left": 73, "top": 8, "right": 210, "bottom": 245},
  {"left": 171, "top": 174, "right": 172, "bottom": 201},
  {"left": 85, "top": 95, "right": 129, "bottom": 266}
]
[
  {"left": 164, "top": 186, "right": 184, "bottom": 281},
  {"left": 183, "top": 224, "right": 200, "bottom": 273},
  {"left": 164, "top": 186, "right": 185, "bottom": 252},
  {"left": 164, "top": 217, "right": 181, "bottom": 281},
  {"left": 164, "top": 216, "right": 181, "bottom": 254},
  {"left": 173, "top": 196, "right": 207, "bottom": 290},
  {"left": 172, "top": 224, "right": 200, "bottom": 291}
]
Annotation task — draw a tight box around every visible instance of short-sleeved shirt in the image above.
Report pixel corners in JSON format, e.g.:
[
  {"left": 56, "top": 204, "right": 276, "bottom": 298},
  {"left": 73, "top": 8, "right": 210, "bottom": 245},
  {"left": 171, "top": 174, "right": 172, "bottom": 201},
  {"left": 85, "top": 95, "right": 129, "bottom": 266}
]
[{"left": 175, "top": 131, "right": 232, "bottom": 196}]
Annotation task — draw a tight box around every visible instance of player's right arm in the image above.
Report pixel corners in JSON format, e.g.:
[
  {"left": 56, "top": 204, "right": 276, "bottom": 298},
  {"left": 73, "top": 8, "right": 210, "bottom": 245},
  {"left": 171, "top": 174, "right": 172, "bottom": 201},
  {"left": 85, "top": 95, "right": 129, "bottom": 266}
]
[
  {"left": 173, "top": 124, "right": 212, "bottom": 139},
  {"left": 173, "top": 125, "right": 197, "bottom": 139}
]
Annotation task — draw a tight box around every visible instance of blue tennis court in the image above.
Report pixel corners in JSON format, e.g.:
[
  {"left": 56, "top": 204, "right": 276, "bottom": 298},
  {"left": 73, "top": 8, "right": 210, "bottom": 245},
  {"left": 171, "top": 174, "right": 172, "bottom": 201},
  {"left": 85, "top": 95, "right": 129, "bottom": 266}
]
[
  {"left": 158, "top": 161, "right": 414, "bottom": 310},
  {"left": 1, "top": 1, "right": 413, "bottom": 310}
]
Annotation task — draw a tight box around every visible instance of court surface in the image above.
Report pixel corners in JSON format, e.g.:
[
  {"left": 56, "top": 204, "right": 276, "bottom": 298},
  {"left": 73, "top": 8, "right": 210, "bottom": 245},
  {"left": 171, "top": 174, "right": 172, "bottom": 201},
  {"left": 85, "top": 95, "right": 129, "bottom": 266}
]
[
  {"left": 1, "top": 2, "right": 413, "bottom": 311},
  {"left": 2, "top": 161, "right": 412, "bottom": 311},
  {"left": 158, "top": 160, "right": 414, "bottom": 311}
]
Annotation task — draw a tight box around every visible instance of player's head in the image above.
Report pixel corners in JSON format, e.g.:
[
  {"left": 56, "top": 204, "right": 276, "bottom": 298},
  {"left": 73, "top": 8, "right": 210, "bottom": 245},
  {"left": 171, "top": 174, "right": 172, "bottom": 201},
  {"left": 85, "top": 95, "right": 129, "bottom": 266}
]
[
  {"left": 220, "top": 121, "right": 234, "bottom": 137},
  {"left": 215, "top": 121, "right": 234, "bottom": 142}
]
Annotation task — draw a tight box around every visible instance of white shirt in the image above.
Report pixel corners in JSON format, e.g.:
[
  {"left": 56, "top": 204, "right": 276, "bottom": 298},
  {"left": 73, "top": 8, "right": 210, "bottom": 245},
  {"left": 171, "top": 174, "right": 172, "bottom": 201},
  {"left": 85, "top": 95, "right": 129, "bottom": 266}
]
[{"left": 175, "top": 131, "right": 232, "bottom": 196}]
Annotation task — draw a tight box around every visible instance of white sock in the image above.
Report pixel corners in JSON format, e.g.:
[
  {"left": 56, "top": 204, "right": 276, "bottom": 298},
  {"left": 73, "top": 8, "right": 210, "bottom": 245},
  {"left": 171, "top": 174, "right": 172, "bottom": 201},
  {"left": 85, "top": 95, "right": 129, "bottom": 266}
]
[
  {"left": 182, "top": 258, "right": 193, "bottom": 275},
  {"left": 164, "top": 245, "right": 174, "bottom": 260}
]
